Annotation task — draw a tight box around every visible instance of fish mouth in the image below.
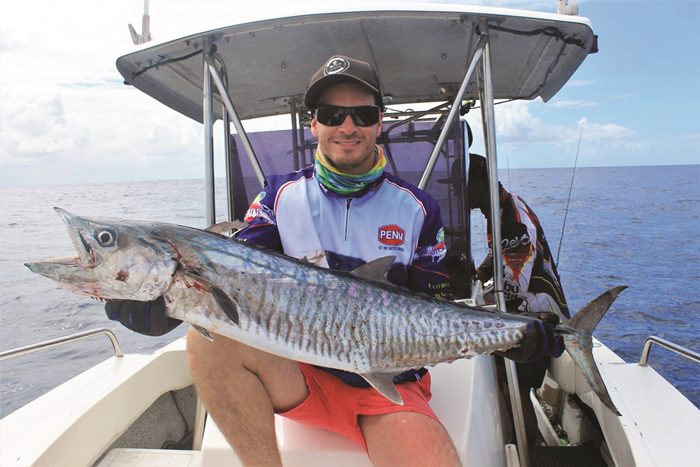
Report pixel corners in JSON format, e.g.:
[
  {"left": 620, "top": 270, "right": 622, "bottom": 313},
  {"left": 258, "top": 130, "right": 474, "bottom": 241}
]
[
  {"left": 24, "top": 207, "right": 98, "bottom": 275},
  {"left": 56, "top": 207, "right": 99, "bottom": 268}
]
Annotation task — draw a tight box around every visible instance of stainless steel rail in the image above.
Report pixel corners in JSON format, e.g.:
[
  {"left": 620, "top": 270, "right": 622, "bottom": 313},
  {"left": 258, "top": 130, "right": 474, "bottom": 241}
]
[
  {"left": 418, "top": 36, "right": 486, "bottom": 190},
  {"left": 639, "top": 336, "right": 700, "bottom": 366},
  {"left": 205, "top": 56, "right": 266, "bottom": 188},
  {"left": 477, "top": 20, "right": 529, "bottom": 466},
  {"left": 0, "top": 328, "right": 124, "bottom": 362}
]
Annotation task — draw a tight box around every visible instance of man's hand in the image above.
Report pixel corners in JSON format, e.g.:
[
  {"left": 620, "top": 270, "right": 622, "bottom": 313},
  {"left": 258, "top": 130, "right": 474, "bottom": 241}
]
[
  {"left": 499, "top": 319, "right": 564, "bottom": 363},
  {"left": 105, "top": 297, "right": 182, "bottom": 336},
  {"left": 475, "top": 265, "right": 493, "bottom": 285}
]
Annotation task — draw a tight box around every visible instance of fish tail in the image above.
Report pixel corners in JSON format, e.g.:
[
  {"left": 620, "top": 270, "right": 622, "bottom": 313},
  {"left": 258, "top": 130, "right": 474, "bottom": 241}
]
[{"left": 559, "top": 285, "right": 627, "bottom": 416}]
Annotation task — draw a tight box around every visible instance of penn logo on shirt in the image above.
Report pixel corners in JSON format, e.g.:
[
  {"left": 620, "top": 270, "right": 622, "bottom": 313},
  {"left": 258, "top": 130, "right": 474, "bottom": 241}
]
[{"left": 378, "top": 225, "right": 405, "bottom": 246}]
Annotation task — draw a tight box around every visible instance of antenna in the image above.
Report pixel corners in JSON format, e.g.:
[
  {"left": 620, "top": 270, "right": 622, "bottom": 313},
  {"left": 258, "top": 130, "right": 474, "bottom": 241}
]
[
  {"left": 557, "top": 0, "right": 579, "bottom": 15},
  {"left": 556, "top": 122, "right": 584, "bottom": 266},
  {"left": 129, "top": 0, "right": 152, "bottom": 45}
]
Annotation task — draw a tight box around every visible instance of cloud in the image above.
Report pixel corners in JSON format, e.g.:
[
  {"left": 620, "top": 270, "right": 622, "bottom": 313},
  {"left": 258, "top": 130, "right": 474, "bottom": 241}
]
[
  {"left": 0, "top": 24, "right": 37, "bottom": 51},
  {"left": 494, "top": 101, "right": 636, "bottom": 147},
  {"left": 60, "top": 79, "right": 125, "bottom": 89},
  {"left": 59, "top": 87, "right": 202, "bottom": 169},
  {"left": 565, "top": 80, "right": 596, "bottom": 88},
  {"left": 0, "top": 0, "right": 691, "bottom": 184},
  {"left": 0, "top": 83, "right": 203, "bottom": 184},
  {"left": 550, "top": 99, "right": 598, "bottom": 109},
  {"left": 577, "top": 117, "right": 636, "bottom": 143},
  {"left": 0, "top": 94, "right": 82, "bottom": 164},
  {"left": 495, "top": 101, "right": 541, "bottom": 142},
  {"left": 463, "top": 100, "right": 641, "bottom": 168}
]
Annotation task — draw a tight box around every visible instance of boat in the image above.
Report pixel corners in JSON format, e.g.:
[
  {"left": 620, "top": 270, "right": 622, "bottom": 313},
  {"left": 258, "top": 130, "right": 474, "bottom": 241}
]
[{"left": 1, "top": 3, "right": 698, "bottom": 466}]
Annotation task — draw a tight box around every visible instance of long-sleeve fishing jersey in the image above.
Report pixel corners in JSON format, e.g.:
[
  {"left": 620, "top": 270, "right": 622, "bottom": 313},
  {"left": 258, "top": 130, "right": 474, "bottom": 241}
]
[
  {"left": 238, "top": 165, "right": 451, "bottom": 298},
  {"left": 237, "top": 165, "right": 451, "bottom": 386},
  {"left": 478, "top": 186, "right": 569, "bottom": 319}
]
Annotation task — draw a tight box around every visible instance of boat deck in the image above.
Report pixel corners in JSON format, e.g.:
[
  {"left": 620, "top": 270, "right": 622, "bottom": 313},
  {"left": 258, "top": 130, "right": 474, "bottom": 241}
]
[
  {"left": 2, "top": 335, "right": 698, "bottom": 466},
  {"left": 92, "top": 350, "right": 505, "bottom": 466}
]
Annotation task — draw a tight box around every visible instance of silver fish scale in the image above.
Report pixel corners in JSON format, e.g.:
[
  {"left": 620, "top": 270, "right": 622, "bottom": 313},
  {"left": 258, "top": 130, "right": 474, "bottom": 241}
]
[
  {"left": 235, "top": 267, "right": 364, "bottom": 368},
  {"left": 201, "top": 239, "right": 530, "bottom": 373},
  {"left": 197, "top": 243, "right": 355, "bottom": 368}
]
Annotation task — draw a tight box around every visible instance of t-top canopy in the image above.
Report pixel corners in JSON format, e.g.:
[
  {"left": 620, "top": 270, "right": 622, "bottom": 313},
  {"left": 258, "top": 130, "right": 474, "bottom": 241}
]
[{"left": 116, "top": 5, "right": 596, "bottom": 123}]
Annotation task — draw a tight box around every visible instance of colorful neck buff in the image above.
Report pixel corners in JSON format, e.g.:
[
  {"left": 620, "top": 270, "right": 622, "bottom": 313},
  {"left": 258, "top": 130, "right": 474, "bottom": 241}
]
[{"left": 314, "top": 146, "right": 386, "bottom": 195}]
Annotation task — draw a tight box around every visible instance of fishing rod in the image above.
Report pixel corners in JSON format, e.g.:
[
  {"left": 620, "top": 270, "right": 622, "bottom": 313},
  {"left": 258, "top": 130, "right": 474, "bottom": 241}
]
[
  {"left": 505, "top": 151, "right": 512, "bottom": 191},
  {"left": 555, "top": 122, "right": 584, "bottom": 266}
]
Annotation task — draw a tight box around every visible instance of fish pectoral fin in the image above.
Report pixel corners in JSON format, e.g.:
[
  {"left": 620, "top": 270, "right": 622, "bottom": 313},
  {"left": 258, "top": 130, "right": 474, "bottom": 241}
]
[
  {"left": 360, "top": 373, "right": 404, "bottom": 405},
  {"left": 211, "top": 286, "right": 240, "bottom": 325},
  {"left": 351, "top": 256, "right": 396, "bottom": 285},
  {"left": 181, "top": 270, "right": 240, "bottom": 325}
]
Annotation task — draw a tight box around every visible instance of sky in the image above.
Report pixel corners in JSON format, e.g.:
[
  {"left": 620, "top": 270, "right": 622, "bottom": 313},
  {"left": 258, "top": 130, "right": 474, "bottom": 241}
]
[{"left": 0, "top": 0, "right": 698, "bottom": 187}]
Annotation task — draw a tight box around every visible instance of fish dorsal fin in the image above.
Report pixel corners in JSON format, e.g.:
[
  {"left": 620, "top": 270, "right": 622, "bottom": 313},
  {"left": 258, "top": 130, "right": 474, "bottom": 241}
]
[
  {"left": 360, "top": 373, "right": 404, "bottom": 405},
  {"left": 206, "top": 220, "right": 248, "bottom": 235},
  {"left": 351, "top": 256, "right": 395, "bottom": 285}
]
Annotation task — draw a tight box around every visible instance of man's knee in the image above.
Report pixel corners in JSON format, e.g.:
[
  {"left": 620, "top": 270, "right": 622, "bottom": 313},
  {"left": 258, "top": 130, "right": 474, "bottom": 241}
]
[
  {"left": 186, "top": 327, "right": 245, "bottom": 374},
  {"left": 360, "top": 412, "right": 460, "bottom": 466},
  {"left": 186, "top": 328, "right": 308, "bottom": 411}
]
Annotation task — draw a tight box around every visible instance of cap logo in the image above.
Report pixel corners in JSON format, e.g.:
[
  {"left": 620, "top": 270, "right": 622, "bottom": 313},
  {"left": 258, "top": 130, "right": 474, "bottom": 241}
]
[{"left": 324, "top": 57, "right": 349, "bottom": 76}]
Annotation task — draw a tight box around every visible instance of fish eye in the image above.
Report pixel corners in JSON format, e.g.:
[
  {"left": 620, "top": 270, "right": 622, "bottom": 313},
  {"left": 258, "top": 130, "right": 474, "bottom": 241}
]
[{"left": 95, "top": 229, "right": 116, "bottom": 247}]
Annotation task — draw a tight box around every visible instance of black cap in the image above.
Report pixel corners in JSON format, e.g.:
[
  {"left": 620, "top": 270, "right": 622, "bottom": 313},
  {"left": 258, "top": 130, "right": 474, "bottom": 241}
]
[
  {"left": 304, "top": 55, "right": 383, "bottom": 110},
  {"left": 468, "top": 153, "right": 488, "bottom": 182}
]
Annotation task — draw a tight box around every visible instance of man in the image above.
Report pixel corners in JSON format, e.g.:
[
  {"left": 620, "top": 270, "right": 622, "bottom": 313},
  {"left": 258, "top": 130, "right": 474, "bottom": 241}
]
[
  {"left": 110, "top": 55, "right": 460, "bottom": 466},
  {"left": 466, "top": 152, "right": 567, "bottom": 439},
  {"left": 466, "top": 153, "right": 568, "bottom": 320},
  {"left": 106, "top": 56, "right": 559, "bottom": 465},
  {"left": 195, "top": 55, "right": 462, "bottom": 465}
]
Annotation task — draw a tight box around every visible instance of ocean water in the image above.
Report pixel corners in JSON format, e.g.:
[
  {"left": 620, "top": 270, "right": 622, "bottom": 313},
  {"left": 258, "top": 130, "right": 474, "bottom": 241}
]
[{"left": 1, "top": 165, "right": 698, "bottom": 418}]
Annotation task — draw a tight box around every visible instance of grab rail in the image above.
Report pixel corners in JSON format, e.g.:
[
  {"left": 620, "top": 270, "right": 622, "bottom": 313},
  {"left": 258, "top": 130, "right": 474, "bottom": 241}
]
[
  {"left": 0, "top": 328, "right": 124, "bottom": 362},
  {"left": 639, "top": 336, "right": 700, "bottom": 366}
]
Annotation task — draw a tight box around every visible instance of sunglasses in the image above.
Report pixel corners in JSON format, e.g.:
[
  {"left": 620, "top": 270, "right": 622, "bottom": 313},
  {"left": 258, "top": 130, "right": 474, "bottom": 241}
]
[{"left": 314, "top": 105, "right": 381, "bottom": 127}]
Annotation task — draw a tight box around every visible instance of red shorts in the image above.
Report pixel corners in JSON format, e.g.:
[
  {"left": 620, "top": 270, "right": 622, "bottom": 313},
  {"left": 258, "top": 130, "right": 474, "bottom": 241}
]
[{"left": 278, "top": 363, "right": 440, "bottom": 450}]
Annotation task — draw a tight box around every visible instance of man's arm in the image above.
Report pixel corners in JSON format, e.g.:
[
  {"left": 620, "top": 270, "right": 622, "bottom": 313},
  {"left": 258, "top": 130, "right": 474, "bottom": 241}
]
[
  {"left": 236, "top": 188, "right": 284, "bottom": 250},
  {"left": 408, "top": 201, "right": 452, "bottom": 300},
  {"left": 476, "top": 213, "right": 537, "bottom": 311}
]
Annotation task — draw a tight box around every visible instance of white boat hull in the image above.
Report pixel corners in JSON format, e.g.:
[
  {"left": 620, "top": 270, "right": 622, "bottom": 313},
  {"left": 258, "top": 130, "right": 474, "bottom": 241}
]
[{"left": 2, "top": 334, "right": 698, "bottom": 466}]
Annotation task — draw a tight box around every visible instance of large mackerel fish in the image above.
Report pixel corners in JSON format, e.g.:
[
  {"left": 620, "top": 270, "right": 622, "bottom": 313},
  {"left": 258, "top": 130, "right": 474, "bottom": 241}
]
[{"left": 26, "top": 208, "right": 624, "bottom": 415}]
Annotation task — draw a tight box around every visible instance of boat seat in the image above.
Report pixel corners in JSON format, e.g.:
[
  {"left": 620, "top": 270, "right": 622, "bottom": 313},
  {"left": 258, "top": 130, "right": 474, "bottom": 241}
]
[
  {"left": 0, "top": 339, "right": 192, "bottom": 467},
  {"left": 200, "top": 356, "right": 507, "bottom": 466},
  {"left": 96, "top": 448, "right": 201, "bottom": 466}
]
